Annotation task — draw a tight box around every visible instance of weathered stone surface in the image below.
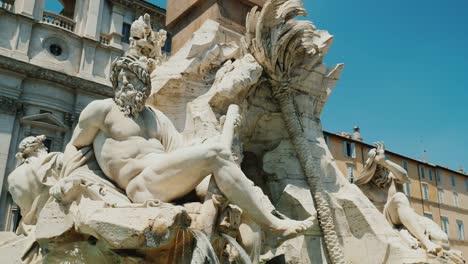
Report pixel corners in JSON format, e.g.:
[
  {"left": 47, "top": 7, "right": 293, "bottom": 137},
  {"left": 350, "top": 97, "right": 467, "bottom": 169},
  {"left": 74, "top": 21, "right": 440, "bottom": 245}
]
[
  {"left": 0, "top": 232, "right": 36, "bottom": 264},
  {"left": 3, "top": 1, "right": 457, "bottom": 263}
]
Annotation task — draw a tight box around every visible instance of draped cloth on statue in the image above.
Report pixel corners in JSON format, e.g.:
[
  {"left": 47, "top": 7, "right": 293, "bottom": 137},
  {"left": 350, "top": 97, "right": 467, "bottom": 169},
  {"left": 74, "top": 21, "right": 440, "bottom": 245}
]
[
  {"left": 15, "top": 152, "right": 62, "bottom": 236},
  {"left": 58, "top": 146, "right": 131, "bottom": 206}
]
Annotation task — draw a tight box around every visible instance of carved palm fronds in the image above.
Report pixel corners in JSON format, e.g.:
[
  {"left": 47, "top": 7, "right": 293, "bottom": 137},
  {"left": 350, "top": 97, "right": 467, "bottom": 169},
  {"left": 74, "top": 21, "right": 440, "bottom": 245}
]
[
  {"left": 242, "top": 1, "right": 345, "bottom": 263},
  {"left": 241, "top": 0, "right": 331, "bottom": 92}
]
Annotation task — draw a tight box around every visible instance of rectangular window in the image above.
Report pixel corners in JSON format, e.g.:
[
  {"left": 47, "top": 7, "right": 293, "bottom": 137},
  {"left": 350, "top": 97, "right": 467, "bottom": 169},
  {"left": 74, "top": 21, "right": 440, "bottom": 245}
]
[
  {"left": 465, "top": 180, "right": 468, "bottom": 192},
  {"left": 451, "top": 175, "right": 456, "bottom": 187},
  {"left": 405, "top": 180, "right": 411, "bottom": 197},
  {"left": 454, "top": 192, "right": 459, "bottom": 207},
  {"left": 347, "top": 164, "right": 355, "bottom": 183},
  {"left": 162, "top": 32, "right": 172, "bottom": 53},
  {"left": 428, "top": 168, "right": 433, "bottom": 181},
  {"left": 441, "top": 216, "right": 449, "bottom": 234},
  {"left": 436, "top": 170, "right": 441, "bottom": 184},
  {"left": 457, "top": 220, "right": 465, "bottom": 240},
  {"left": 423, "top": 213, "right": 433, "bottom": 220},
  {"left": 419, "top": 165, "right": 425, "bottom": 179},
  {"left": 438, "top": 188, "right": 444, "bottom": 204},
  {"left": 121, "top": 22, "right": 131, "bottom": 44},
  {"left": 422, "top": 183, "right": 429, "bottom": 200},
  {"left": 324, "top": 135, "right": 330, "bottom": 148},
  {"left": 8, "top": 203, "right": 21, "bottom": 232},
  {"left": 402, "top": 160, "right": 408, "bottom": 171},
  {"left": 343, "top": 141, "right": 355, "bottom": 158}
]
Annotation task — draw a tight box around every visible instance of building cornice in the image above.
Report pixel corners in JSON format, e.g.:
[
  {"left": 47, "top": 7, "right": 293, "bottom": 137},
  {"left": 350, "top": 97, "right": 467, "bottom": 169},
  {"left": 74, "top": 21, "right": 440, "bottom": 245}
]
[
  {"left": 0, "top": 55, "right": 113, "bottom": 98},
  {"left": 324, "top": 130, "right": 468, "bottom": 178}
]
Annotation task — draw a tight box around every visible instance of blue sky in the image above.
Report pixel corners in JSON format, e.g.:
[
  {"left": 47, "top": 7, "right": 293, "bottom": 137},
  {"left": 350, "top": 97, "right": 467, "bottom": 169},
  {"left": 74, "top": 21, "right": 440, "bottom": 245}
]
[
  {"left": 46, "top": 0, "right": 467, "bottom": 171},
  {"left": 306, "top": 0, "right": 468, "bottom": 171}
]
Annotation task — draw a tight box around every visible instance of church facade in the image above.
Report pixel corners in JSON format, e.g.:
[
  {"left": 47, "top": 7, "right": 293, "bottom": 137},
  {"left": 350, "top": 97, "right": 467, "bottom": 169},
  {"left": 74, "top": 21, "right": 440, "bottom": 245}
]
[{"left": 0, "top": 0, "right": 166, "bottom": 231}]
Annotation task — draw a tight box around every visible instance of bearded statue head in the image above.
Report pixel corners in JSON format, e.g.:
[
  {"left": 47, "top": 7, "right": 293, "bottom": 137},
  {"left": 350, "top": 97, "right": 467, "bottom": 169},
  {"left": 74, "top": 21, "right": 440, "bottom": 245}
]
[
  {"left": 16, "top": 135, "right": 48, "bottom": 164},
  {"left": 109, "top": 54, "right": 153, "bottom": 118}
]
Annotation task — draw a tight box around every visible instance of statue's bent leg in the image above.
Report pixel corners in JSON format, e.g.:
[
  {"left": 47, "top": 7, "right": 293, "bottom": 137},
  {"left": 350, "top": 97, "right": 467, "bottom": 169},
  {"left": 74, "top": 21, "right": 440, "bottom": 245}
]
[
  {"left": 387, "top": 193, "right": 442, "bottom": 254},
  {"left": 127, "top": 143, "right": 314, "bottom": 240}
]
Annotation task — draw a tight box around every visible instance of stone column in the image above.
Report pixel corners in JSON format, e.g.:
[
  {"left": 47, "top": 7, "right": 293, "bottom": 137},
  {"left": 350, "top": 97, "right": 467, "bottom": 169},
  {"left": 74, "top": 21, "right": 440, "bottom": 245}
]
[
  {"left": 82, "top": 0, "right": 104, "bottom": 40},
  {"left": 79, "top": 40, "right": 97, "bottom": 79},
  {"left": 33, "top": 0, "right": 45, "bottom": 21},
  {"left": 0, "top": 112, "right": 14, "bottom": 185},
  {"left": 73, "top": 0, "right": 88, "bottom": 36},
  {"left": 64, "top": 112, "right": 77, "bottom": 148},
  {"left": 13, "top": 0, "right": 38, "bottom": 19},
  {"left": 13, "top": 20, "right": 33, "bottom": 60},
  {"left": 0, "top": 98, "right": 21, "bottom": 231},
  {"left": 109, "top": 3, "right": 125, "bottom": 48},
  {"left": 54, "top": 130, "right": 64, "bottom": 152}
]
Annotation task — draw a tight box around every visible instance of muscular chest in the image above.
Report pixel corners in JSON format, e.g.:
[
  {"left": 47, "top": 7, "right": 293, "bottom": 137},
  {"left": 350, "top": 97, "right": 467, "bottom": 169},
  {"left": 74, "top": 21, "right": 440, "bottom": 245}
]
[{"left": 104, "top": 108, "right": 158, "bottom": 140}]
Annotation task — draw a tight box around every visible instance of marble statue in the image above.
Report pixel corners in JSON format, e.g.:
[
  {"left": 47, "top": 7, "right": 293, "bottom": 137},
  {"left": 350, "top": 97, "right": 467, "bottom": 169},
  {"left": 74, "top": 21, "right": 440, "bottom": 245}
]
[
  {"left": 128, "top": 13, "right": 167, "bottom": 65},
  {"left": 7, "top": 135, "right": 62, "bottom": 235},
  {"left": 51, "top": 50, "right": 313, "bottom": 243},
  {"left": 2, "top": 0, "right": 465, "bottom": 263},
  {"left": 355, "top": 143, "right": 465, "bottom": 263}
]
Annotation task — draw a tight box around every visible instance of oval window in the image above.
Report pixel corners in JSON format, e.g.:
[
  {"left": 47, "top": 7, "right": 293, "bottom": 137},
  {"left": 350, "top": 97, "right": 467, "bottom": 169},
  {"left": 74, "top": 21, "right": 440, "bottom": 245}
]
[{"left": 49, "top": 44, "right": 63, "bottom": 56}]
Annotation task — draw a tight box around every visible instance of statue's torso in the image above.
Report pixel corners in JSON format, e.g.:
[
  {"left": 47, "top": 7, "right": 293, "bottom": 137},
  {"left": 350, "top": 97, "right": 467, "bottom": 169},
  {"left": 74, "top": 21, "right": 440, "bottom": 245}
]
[{"left": 93, "top": 102, "right": 166, "bottom": 189}]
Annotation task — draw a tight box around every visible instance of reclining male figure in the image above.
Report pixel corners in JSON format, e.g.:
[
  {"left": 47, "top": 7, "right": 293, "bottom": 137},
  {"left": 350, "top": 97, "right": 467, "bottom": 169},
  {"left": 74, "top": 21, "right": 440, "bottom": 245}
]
[
  {"left": 54, "top": 54, "right": 313, "bottom": 243},
  {"left": 355, "top": 143, "right": 444, "bottom": 254}
]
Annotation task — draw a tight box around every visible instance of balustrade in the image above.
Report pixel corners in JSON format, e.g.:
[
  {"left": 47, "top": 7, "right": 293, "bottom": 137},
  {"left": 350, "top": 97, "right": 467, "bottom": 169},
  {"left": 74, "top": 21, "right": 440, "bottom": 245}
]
[{"left": 42, "top": 11, "right": 75, "bottom": 32}]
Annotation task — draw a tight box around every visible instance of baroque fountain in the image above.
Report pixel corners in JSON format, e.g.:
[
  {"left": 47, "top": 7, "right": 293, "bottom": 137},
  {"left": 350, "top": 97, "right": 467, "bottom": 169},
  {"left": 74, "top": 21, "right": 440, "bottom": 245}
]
[{"left": 0, "top": 0, "right": 464, "bottom": 263}]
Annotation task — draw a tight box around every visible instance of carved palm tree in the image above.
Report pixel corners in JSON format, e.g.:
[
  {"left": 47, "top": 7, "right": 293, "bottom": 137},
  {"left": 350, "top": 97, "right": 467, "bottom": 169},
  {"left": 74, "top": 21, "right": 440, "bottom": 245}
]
[{"left": 241, "top": 0, "right": 345, "bottom": 263}]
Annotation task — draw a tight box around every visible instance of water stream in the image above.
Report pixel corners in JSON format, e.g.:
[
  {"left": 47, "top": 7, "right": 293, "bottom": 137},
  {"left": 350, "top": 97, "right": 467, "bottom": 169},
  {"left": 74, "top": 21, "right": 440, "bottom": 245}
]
[
  {"left": 220, "top": 233, "right": 252, "bottom": 264},
  {"left": 189, "top": 228, "right": 220, "bottom": 264}
]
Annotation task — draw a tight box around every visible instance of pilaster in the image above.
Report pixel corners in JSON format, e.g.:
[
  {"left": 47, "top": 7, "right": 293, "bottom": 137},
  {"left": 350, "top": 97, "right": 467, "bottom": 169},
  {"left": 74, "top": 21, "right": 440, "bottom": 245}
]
[
  {"left": 14, "top": 20, "right": 33, "bottom": 56},
  {"left": 79, "top": 40, "right": 97, "bottom": 79},
  {"left": 83, "top": 0, "right": 105, "bottom": 40},
  {"left": 0, "top": 97, "right": 21, "bottom": 230},
  {"left": 14, "top": 0, "right": 36, "bottom": 19},
  {"left": 109, "top": 4, "right": 125, "bottom": 49}
]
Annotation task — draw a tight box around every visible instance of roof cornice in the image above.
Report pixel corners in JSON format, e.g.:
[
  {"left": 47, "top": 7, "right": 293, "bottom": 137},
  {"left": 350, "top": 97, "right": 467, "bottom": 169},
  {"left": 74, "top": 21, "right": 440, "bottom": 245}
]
[{"left": 0, "top": 55, "right": 113, "bottom": 98}]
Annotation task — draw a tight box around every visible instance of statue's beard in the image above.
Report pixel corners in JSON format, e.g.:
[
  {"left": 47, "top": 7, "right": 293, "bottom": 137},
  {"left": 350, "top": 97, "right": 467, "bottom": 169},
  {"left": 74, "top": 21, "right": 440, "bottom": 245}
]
[{"left": 114, "top": 86, "right": 147, "bottom": 118}]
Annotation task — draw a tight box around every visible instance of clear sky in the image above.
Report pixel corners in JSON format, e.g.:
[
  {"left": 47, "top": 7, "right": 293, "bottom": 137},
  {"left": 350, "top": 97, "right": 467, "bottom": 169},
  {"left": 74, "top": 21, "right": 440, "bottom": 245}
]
[
  {"left": 305, "top": 0, "right": 468, "bottom": 171},
  {"left": 46, "top": 0, "right": 467, "bottom": 171}
]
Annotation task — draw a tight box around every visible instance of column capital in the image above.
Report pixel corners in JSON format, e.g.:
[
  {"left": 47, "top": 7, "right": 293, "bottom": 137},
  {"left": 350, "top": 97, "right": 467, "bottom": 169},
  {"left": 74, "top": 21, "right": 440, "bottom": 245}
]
[{"left": 0, "top": 96, "right": 19, "bottom": 115}]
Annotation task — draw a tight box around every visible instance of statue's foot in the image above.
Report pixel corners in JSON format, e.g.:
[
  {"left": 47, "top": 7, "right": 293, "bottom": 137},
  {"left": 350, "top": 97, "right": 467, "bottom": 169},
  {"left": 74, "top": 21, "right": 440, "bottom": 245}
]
[
  {"left": 424, "top": 240, "right": 443, "bottom": 255},
  {"left": 271, "top": 216, "right": 316, "bottom": 247}
]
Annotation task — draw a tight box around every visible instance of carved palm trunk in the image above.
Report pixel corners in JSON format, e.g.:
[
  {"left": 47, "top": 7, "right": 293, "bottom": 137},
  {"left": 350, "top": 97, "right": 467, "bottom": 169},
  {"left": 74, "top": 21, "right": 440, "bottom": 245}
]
[
  {"left": 241, "top": 0, "right": 348, "bottom": 261},
  {"left": 274, "top": 90, "right": 344, "bottom": 264}
]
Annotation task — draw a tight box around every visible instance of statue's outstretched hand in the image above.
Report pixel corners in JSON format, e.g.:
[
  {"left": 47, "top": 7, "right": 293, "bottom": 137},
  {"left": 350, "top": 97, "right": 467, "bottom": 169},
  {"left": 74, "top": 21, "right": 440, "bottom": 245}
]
[
  {"left": 374, "top": 142, "right": 386, "bottom": 164},
  {"left": 50, "top": 177, "right": 83, "bottom": 203}
]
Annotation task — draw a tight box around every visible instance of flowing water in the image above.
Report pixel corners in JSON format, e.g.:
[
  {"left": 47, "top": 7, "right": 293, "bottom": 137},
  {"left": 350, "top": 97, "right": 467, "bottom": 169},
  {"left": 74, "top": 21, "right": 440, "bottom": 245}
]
[
  {"left": 220, "top": 233, "right": 252, "bottom": 264},
  {"left": 189, "top": 228, "right": 220, "bottom": 264}
]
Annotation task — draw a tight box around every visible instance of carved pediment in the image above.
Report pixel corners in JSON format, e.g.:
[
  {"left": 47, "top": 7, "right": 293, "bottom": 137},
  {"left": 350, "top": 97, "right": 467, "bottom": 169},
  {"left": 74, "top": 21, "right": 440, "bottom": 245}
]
[{"left": 21, "top": 113, "right": 68, "bottom": 132}]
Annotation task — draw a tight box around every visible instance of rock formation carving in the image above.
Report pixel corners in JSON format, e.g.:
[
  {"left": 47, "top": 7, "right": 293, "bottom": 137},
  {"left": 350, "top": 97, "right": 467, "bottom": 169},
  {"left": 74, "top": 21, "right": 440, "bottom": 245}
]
[{"left": 2, "top": 1, "right": 462, "bottom": 263}]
